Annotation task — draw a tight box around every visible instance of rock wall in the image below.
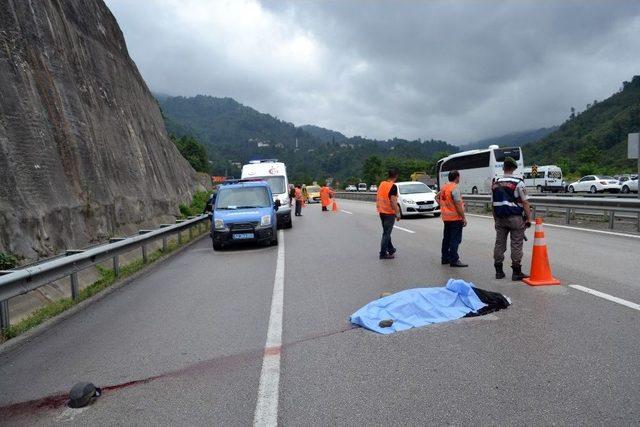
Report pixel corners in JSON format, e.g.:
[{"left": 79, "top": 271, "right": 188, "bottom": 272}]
[{"left": 0, "top": 0, "right": 199, "bottom": 261}]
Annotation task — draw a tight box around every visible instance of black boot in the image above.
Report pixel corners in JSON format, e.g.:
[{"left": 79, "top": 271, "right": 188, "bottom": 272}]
[
  {"left": 494, "top": 263, "right": 505, "bottom": 279},
  {"left": 511, "top": 264, "right": 528, "bottom": 281}
]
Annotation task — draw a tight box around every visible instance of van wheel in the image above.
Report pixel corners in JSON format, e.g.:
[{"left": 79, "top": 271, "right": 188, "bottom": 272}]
[
  {"left": 212, "top": 240, "right": 222, "bottom": 251},
  {"left": 471, "top": 187, "right": 478, "bottom": 194},
  {"left": 270, "top": 234, "right": 278, "bottom": 246},
  {"left": 433, "top": 212, "right": 441, "bottom": 218},
  {"left": 286, "top": 218, "right": 293, "bottom": 229}
]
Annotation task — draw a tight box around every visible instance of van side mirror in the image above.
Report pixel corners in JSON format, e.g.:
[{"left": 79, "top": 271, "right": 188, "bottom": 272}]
[{"left": 274, "top": 199, "right": 281, "bottom": 210}]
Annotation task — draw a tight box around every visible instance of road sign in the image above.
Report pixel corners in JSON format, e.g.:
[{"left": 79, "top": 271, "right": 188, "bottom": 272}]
[
  {"left": 531, "top": 164, "right": 538, "bottom": 176},
  {"left": 629, "top": 133, "right": 639, "bottom": 159}
]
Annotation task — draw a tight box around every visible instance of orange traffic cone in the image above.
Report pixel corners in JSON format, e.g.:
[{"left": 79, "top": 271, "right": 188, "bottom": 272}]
[
  {"left": 332, "top": 200, "right": 339, "bottom": 212},
  {"left": 523, "top": 218, "right": 560, "bottom": 286}
]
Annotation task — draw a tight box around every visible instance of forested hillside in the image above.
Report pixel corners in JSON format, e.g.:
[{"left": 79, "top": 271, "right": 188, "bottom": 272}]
[
  {"left": 523, "top": 76, "right": 640, "bottom": 176},
  {"left": 157, "top": 95, "right": 459, "bottom": 183},
  {"left": 460, "top": 127, "right": 557, "bottom": 151}
]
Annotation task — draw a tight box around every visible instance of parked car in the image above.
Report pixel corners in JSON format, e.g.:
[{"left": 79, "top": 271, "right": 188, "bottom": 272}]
[
  {"left": 369, "top": 184, "right": 378, "bottom": 192},
  {"left": 567, "top": 175, "right": 621, "bottom": 193},
  {"left": 621, "top": 177, "right": 639, "bottom": 193},
  {"left": 345, "top": 185, "right": 357, "bottom": 192},
  {"left": 395, "top": 181, "right": 440, "bottom": 218},
  {"left": 358, "top": 183, "right": 368, "bottom": 192},
  {"left": 306, "top": 185, "right": 321, "bottom": 203}
]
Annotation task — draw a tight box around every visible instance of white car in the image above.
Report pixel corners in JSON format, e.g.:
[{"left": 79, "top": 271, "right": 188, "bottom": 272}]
[
  {"left": 369, "top": 184, "right": 378, "bottom": 192},
  {"left": 396, "top": 181, "right": 440, "bottom": 218},
  {"left": 567, "top": 175, "right": 621, "bottom": 193},
  {"left": 345, "top": 185, "right": 357, "bottom": 192},
  {"left": 358, "top": 183, "right": 368, "bottom": 192},
  {"left": 621, "top": 177, "right": 638, "bottom": 193}
]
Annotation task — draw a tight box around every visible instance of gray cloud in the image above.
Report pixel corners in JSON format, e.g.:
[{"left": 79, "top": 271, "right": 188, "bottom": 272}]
[{"left": 105, "top": 0, "right": 640, "bottom": 144}]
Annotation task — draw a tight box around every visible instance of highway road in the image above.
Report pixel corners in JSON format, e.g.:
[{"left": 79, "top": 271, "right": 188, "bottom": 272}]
[{"left": 1, "top": 199, "right": 639, "bottom": 425}]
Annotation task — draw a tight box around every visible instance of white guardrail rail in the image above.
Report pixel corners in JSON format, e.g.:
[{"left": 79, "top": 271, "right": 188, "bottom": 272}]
[
  {"left": 335, "top": 191, "right": 640, "bottom": 231},
  {"left": 0, "top": 215, "right": 211, "bottom": 331}
]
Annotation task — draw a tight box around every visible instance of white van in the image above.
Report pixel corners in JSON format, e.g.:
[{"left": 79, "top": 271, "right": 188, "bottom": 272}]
[
  {"left": 241, "top": 159, "right": 292, "bottom": 228},
  {"left": 523, "top": 165, "right": 563, "bottom": 192}
]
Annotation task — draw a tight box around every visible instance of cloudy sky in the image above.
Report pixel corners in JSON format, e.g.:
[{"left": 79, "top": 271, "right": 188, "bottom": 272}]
[{"left": 105, "top": 0, "right": 640, "bottom": 144}]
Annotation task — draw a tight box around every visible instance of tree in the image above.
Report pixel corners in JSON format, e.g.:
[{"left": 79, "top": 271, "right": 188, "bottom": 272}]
[
  {"left": 170, "top": 135, "right": 210, "bottom": 173},
  {"left": 362, "top": 155, "right": 385, "bottom": 185},
  {"left": 570, "top": 107, "right": 576, "bottom": 120}
]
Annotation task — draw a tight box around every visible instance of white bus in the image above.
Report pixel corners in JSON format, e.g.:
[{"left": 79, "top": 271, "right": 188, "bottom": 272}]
[
  {"left": 435, "top": 145, "right": 524, "bottom": 194},
  {"left": 522, "top": 165, "right": 563, "bottom": 192}
]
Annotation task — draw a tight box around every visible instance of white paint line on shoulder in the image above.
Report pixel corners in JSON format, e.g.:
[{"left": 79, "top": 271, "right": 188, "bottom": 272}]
[
  {"left": 569, "top": 285, "right": 640, "bottom": 312},
  {"left": 253, "top": 230, "right": 285, "bottom": 427},
  {"left": 466, "top": 213, "right": 640, "bottom": 239},
  {"left": 394, "top": 225, "right": 416, "bottom": 234},
  {"left": 341, "top": 210, "right": 354, "bottom": 215}
]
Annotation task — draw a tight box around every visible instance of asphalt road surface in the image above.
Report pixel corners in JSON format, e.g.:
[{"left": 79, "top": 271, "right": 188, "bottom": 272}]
[{"left": 1, "top": 199, "right": 639, "bottom": 425}]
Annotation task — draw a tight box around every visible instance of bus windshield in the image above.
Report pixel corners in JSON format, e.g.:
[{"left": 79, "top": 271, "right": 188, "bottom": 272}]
[
  {"left": 254, "top": 176, "right": 286, "bottom": 194},
  {"left": 494, "top": 148, "right": 521, "bottom": 162}
]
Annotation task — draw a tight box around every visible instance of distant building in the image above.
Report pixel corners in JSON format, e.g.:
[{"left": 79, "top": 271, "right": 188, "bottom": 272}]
[{"left": 257, "top": 141, "right": 271, "bottom": 148}]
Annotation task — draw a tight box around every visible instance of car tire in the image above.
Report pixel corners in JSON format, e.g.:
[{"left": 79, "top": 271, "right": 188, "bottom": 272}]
[
  {"left": 270, "top": 234, "right": 278, "bottom": 246},
  {"left": 568, "top": 185, "right": 575, "bottom": 193},
  {"left": 590, "top": 185, "right": 597, "bottom": 194},
  {"left": 433, "top": 212, "right": 441, "bottom": 218},
  {"left": 471, "top": 187, "right": 478, "bottom": 194},
  {"left": 622, "top": 185, "right": 630, "bottom": 194},
  {"left": 286, "top": 218, "right": 293, "bottom": 229},
  {"left": 212, "top": 240, "right": 222, "bottom": 251}
]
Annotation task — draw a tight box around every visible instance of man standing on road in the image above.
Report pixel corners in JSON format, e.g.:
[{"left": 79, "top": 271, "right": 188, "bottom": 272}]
[
  {"left": 320, "top": 184, "right": 333, "bottom": 211},
  {"left": 438, "top": 170, "right": 468, "bottom": 267},
  {"left": 376, "top": 169, "right": 400, "bottom": 260},
  {"left": 294, "top": 184, "right": 304, "bottom": 216},
  {"left": 492, "top": 157, "right": 532, "bottom": 280}
]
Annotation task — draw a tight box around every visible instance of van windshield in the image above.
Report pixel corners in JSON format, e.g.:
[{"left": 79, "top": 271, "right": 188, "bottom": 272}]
[
  {"left": 216, "top": 187, "right": 271, "bottom": 209},
  {"left": 255, "top": 176, "right": 286, "bottom": 194}
]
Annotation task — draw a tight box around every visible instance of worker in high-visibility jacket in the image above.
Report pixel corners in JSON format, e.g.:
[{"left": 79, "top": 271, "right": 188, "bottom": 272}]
[
  {"left": 320, "top": 185, "right": 333, "bottom": 211},
  {"left": 376, "top": 169, "right": 400, "bottom": 259},
  {"left": 438, "top": 170, "right": 468, "bottom": 267}
]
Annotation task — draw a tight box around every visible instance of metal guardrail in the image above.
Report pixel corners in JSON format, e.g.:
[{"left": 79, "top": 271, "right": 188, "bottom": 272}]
[
  {"left": 0, "top": 215, "right": 210, "bottom": 331},
  {"left": 334, "top": 192, "right": 640, "bottom": 231}
]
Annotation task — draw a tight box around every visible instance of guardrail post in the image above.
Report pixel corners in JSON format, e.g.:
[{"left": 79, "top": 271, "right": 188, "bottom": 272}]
[
  {"left": 176, "top": 220, "right": 184, "bottom": 244},
  {"left": 159, "top": 225, "right": 171, "bottom": 252},
  {"left": 109, "top": 238, "right": 125, "bottom": 277},
  {"left": 139, "top": 230, "right": 152, "bottom": 263},
  {"left": 531, "top": 206, "right": 537, "bottom": 220},
  {"left": 0, "top": 299, "right": 9, "bottom": 332},
  {"left": 70, "top": 272, "right": 79, "bottom": 301},
  {"left": 565, "top": 208, "right": 571, "bottom": 225},
  {"left": 608, "top": 211, "right": 615, "bottom": 229}
]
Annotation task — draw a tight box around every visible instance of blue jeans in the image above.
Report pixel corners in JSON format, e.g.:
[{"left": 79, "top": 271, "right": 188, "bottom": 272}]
[
  {"left": 380, "top": 214, "right": 396, "bottom": 256},
  {"left": 441, "top": 220, "right": 464, "bottom": 263}
]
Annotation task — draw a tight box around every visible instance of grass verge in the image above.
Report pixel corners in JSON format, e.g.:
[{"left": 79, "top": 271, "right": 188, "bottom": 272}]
[{"left": 1, "top": 226, "right": 207, "bottom": 342}]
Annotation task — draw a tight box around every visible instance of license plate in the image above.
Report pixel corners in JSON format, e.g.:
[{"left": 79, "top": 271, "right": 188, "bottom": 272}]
[
  {"left": 233, "top": 233, "right": 254, "bottom": 240},
  {"left": 418, "top": 206, "right": 432, "bottom": 211}
]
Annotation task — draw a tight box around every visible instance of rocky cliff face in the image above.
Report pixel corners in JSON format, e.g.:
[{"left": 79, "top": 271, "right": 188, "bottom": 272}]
[{"left": 0, "top": 0, "right": 198, "bottom": 261}]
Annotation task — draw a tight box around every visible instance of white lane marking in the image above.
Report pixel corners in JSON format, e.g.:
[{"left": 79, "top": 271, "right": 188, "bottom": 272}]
[
  {"left": 253, "top": 230, "right": 285, "bottom": 427},
  {"left": 466, "top": 213, "right": 640, "bottom": 239},
  {"left": 341, "top": 210, "right": 354, "bottom": 215},
  {"left": 393, "top": 225, "right": 416, "bottom": 234},
  {"left": 569, "top": 285, "right": 640, "bottom": 312}
]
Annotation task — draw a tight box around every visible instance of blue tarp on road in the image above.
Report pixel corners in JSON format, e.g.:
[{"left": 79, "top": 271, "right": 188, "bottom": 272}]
[{"left": 350, "top": 279, "right": 487, "bottom": 334}]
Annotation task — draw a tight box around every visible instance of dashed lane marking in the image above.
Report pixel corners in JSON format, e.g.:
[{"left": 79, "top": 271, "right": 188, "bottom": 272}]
[
  {"left": 253, "top": 230, "right": 285, "bottom": 426},
  {"left": 341, "top": 210, "right": 354, "bottom": 215},
  {"left": 393, "top": 225, "right": 416, "bottom": 234},
  {"left": 569, "top": 285, "right": 640, "bottom": 312}
]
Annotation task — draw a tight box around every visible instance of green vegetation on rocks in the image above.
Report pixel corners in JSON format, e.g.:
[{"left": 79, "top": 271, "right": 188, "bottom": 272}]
[{"left": 0, "top": 252, "right": 18, "bottom": 270}]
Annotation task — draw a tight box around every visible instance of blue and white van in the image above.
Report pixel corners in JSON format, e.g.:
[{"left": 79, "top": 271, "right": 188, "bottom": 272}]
[{"left": 210, "top": 180, "right": 279, "bottom": 250}]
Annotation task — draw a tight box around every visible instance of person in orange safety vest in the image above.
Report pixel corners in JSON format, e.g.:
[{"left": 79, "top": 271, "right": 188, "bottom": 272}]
[
  {"left": 294, "top": 185, "right": 304, "bottom": 217},
  {"left": 437, "top": 170, "right": 468, "bottom": 267},
  {"left": 320, "top": 185, "right": 333, "bottom": 211},
  {"left": 376, "top": 169, "right": 400, "bottom": 259}
]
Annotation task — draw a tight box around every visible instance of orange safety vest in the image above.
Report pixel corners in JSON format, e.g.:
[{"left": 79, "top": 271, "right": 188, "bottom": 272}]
[
  {"left": 376, "top": 181, "right": 396, "bottom": 215},
  {"left": 320, "top": 186, "right": 332, "bottom": 206},
  {"left": 439, "top": 182, "right": 464, "bottom": 222}
]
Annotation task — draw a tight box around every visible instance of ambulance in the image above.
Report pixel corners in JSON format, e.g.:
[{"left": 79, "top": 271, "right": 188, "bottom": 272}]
[{"left": 241, "top": 159, "right": 292, "bottom": 229}]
